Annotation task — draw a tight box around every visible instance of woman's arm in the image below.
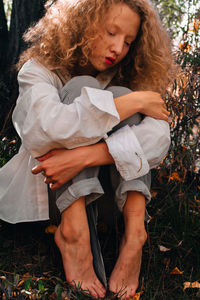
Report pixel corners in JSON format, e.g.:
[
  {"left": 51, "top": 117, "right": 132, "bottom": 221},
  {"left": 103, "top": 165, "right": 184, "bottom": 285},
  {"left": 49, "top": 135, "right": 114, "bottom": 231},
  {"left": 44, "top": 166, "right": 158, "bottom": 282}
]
[
  {"left": 32, "top": 143, "right": 114, "bottom": 190},
  {"left": 32, "top": 118, "right": 170, "bottom": 189},
  {"left": 115, "top": 91, "right": 169, "bottom": 122},
  {"left": 13, "top": 60, "right": 120, "bottom": 157},
  {"left": 105, "top": 118, "right": 170, "bottom": 180},
  {"left": 14, "top": 60, "right": 168, "bottom": 158}
]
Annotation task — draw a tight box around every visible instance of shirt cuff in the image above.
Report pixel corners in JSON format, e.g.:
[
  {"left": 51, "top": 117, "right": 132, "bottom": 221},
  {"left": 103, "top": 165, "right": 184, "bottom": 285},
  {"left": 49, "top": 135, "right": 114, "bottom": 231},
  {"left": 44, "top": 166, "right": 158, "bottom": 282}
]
[
  {"left": 105, "top": 125, "right": 150, "bottom": 180},
  {"left": 131, "top": 117, "right": 171, "bottom": 169},
  {"left": 81, "top": 87, "right": 120, "bottom": 130}
]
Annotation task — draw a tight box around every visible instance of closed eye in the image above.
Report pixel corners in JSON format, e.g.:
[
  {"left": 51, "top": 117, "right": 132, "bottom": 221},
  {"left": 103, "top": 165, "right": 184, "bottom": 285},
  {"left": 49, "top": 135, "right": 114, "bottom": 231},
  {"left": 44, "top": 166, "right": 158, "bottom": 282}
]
[
  {"left": 125, "top": 41, "right": 131, "bottom": 46},
  {"left": 107, "top": 30, "right": 115, "bottom": 36}
]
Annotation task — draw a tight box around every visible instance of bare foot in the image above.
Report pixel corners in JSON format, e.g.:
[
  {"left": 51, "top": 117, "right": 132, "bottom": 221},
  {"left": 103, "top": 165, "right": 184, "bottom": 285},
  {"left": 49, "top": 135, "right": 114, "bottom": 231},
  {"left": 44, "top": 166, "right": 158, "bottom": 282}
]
[
  {"left": 55, "top": 225, "right": 106, "bottom": 299},
  {"left": 109, "top": 233, "right": 146, "bottom": 299}
]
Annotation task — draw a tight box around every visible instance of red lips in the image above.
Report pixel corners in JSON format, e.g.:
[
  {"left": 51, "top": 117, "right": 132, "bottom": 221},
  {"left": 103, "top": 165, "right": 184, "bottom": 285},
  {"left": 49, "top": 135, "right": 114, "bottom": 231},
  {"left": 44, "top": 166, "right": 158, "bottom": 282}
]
[{"left": 105, "top": 57, "right": 116, "bottom": 65}]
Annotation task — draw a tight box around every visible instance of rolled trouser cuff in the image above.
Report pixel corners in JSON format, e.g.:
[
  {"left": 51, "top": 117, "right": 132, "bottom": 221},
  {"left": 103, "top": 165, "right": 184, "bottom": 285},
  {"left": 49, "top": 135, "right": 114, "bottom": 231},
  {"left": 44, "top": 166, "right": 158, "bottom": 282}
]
[
  {"left": 56, "top": 178, "right": 104, "bottom": 213},
  {"left": 115, "top": 179, "right": 151, "bottom": 210},
  {"left": 115, "top": 176, "right": 151, "bottom": 222}
]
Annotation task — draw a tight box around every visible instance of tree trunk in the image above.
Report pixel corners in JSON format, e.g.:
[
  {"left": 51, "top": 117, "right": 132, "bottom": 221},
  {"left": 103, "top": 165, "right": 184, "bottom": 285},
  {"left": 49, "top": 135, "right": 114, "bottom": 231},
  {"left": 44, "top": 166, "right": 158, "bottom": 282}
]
[
  {"left": 0, "top": 0, "right": 8, "bottom": 73},
  {"left": 0, "top": 0, "right": 47, "bottom": 137},
  {"left": 7, "top": 0, "right": 47, "bottom": 67}
]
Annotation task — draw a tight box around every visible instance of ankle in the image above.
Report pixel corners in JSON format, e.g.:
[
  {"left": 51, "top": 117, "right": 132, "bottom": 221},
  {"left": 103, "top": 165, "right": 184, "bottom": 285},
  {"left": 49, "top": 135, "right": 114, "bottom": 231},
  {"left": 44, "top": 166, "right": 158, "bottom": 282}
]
[
  {"left": 124, "top": 228, "right": 147, "bottom": 249},
  {"left": 59, "top": 223, "right": 89, "bottom": 244}
]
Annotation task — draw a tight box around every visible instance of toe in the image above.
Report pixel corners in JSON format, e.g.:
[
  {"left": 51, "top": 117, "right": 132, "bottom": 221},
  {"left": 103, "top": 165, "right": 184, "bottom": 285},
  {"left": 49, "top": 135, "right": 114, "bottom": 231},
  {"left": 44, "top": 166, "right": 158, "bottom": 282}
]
[
  {"left": 95, "top": 278, "right": 104, "bottom": 289},
  {"left": 92, "top": 283, "right": 106, "bottom": 298},
  {"left": 85, "top": 286, "right": 99, "bottom": 299}
]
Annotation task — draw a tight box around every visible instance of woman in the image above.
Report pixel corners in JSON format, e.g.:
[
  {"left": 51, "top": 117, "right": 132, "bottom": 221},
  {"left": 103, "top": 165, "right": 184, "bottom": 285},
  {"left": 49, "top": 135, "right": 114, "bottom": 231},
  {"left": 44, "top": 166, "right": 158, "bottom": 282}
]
[{"left": 0, "top": 0, "right": 175, "bottom": 298}]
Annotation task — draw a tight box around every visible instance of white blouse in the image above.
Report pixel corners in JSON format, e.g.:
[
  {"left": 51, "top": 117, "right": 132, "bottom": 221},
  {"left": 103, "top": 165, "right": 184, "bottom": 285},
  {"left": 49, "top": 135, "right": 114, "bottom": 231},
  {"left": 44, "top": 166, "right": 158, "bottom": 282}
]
[{"left": 0, "top": 59, "right": 170, "bottom": 223}]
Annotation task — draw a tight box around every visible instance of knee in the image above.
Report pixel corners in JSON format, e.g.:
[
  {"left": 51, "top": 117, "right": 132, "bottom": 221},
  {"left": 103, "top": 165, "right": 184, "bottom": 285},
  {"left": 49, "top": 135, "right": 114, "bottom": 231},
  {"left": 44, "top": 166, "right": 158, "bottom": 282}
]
[
  {"left": 107, "top": 86, "right": 132, "bottom": 98},
  {"left": 61, "top": 75, "right": 101, "bottom": 104}
]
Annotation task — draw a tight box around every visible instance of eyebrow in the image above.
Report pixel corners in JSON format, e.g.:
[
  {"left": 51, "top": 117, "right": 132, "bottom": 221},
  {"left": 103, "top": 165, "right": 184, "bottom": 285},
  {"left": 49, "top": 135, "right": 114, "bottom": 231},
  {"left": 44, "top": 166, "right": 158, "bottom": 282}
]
[{"left": 107, "top": 23, "right": 135, "bottom": 40}]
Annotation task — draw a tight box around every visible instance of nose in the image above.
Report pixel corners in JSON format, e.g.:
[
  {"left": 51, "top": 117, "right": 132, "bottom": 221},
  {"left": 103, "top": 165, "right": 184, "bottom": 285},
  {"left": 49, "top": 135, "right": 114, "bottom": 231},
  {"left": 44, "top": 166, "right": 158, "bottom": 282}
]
[{"left": 110, "top": 37, "right": 124, "bottom": 56}]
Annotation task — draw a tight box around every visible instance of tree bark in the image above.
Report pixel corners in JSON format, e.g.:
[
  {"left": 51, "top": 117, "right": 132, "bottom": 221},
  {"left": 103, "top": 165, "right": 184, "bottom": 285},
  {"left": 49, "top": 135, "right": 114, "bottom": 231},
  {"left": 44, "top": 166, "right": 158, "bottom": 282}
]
[
  {"left": 0, "top": 0, "right": 8, "bottom": 73},
  {"left": 0, "top": 0, "right": 47, "bottom": 137},
  {"left": 7, "top": 0, "right": 47, "bottom": 67}
]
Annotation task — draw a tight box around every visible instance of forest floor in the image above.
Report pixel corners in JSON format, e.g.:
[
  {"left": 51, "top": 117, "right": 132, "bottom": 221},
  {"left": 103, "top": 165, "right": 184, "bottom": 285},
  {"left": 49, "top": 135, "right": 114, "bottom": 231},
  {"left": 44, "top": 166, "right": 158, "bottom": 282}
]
[{"left": 0, "top": 169, "right": 199, "bottom": 300}]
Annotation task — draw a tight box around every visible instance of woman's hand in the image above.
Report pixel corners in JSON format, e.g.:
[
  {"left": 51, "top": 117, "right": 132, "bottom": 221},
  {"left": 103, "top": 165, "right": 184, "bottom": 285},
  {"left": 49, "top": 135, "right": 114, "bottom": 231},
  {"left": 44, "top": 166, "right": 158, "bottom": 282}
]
[
  {"left": 135, "top": 91, "right": 169, "bottom": 121},
  {"left": 31, "top": 142, "right": 114, "bottom": 190},
  {"left": 114, "top": 91, "right": 169, "bottom": 122},
  {"left": 31, "top": 148, "right": 88, "bottom": 190}
]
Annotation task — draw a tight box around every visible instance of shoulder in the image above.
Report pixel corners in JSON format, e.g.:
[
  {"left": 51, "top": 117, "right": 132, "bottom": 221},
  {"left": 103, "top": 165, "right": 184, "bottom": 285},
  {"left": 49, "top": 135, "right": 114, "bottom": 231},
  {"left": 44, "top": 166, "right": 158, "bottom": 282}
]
[{"left": 18, "top": 59, "right": 63, "bottom": 90}]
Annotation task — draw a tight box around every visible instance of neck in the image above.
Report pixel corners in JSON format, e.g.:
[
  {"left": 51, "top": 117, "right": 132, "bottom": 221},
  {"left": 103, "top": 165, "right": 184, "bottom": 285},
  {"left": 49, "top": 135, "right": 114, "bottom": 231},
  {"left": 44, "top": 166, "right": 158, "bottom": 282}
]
[{"left": 74, "top": 62, "right": 99, "bottom": 77}]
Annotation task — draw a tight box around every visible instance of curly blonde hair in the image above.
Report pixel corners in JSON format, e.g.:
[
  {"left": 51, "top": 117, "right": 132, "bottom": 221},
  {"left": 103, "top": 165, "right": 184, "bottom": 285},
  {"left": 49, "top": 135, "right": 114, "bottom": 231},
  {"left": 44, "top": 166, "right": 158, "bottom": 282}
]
[{"left": 18, "top": 0, "right": 176, "bottom": 94}]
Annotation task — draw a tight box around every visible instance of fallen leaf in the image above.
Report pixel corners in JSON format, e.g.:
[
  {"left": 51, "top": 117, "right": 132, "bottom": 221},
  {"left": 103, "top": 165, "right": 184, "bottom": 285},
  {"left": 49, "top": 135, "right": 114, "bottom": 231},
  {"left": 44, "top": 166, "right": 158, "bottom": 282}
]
[
  {"left": 176, "top": 240, "right": 183, "bottom": 247},
  {"left": 45, "top": 225, "right": 57, "bottom": 234},
  {"left": 150, "top": 190, "right": 158, "bottom": 198},
  {"left": 194, "top": 195, "right": 200, "bottom": 202},
  {"left": 22, "top": 272, "right": 30, "bottom": 281},
  {"left": 189, "top": 209, "right": 199, "bottom": 215},
  {"left": 61, "top": 291, "right": 70, "bottom": 299},
  {"left": 129, "top": 291, "right": 142, "bottom": 299},
  {"left": 168, "top": 172, "right": 183, "bottom": 182},
  {"left": 182, "top": 145, "right": 187, "bottom": 151},
  {"left": 17, "top": 280, "right": 24, "bottom": 287},
  {"left": 177, "top": 192, "right": 184, "bottom": 197},
  {"left": 184, "top": 281, "right": 200, "bottom": 290},
  {"left": 170, "top": 267, "right": 184, "bottom": 275},
  {"left": 158, "top": 245, "right": 171, "bottom": 252}
]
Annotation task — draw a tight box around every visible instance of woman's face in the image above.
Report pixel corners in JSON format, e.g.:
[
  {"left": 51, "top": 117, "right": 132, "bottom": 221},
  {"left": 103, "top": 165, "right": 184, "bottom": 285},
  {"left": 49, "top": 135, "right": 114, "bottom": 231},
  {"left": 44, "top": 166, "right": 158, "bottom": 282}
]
[{"left": 88, "top": 3, "right": 141, "bottom": 73}]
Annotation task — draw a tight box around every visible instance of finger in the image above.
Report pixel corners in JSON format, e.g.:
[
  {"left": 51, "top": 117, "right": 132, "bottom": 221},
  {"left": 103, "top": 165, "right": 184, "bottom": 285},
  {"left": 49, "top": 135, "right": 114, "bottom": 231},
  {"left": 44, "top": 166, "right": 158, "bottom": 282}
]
[
  {"left": 37, "top": 152, "right": 53, "bottom": 162},
  {"left": 44, "top": 177, "right": 53, "bottom": 184},
  {"left": 163, "top": 114, "right": 169, "bottom": 122},
  {"left": 49, "top": 182, "right": 61, "bottom": 190},
  {"left": 32, "top": 164, "right": 43, "bottom": 174}
]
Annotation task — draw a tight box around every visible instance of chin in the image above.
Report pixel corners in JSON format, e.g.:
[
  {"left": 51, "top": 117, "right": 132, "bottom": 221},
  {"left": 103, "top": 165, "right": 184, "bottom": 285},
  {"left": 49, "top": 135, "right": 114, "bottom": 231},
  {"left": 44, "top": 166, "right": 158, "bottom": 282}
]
[{"left": 97, "top": 64, "right": 113, "bottom": 72}]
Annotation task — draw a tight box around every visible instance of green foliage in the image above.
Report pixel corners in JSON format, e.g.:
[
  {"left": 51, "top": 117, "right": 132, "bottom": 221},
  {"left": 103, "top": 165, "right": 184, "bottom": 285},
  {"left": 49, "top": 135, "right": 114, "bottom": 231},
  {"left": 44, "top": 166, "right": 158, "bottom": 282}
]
[
  {"left": 152, "top": 0, "right": 187, "bottom": 37},
  {"left": 163, "top": 58, "right": 200, "bottom": 176},
  {"left": 152, "top": 0, "right": 200, "bottom": 40},
  {"left": 0, "top": 137, "right": 20, "bottom": 167}
]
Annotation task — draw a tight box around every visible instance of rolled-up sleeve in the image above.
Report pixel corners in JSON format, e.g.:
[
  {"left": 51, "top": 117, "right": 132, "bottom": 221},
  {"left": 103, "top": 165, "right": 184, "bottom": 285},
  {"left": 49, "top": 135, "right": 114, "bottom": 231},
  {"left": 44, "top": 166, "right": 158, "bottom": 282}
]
[
  {"left": 105, "top": 117, "right": 170, "bottom": 180},
  {"left": 13, "top": 60, "right": 120, "bottom": 158}
]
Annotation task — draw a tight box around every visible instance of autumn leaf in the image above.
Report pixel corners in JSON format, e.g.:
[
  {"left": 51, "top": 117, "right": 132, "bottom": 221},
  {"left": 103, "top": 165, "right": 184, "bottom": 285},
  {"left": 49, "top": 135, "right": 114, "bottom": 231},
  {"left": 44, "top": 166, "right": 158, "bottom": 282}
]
[
  {"left": 129, "top": 291, "right": 142, "bottom": 299},
  {"left": 22, "top": 272, "right": 30, "bottom": 281},
  {"left": 170, "top": 267, "right": 184, "bottom": 275},
  {"left": 182, "top": 145, "right": 187, "bottom": 152},
  {"left": 17, "top": 280, "right": 25, "bottom": 287},
  {"left": 194, "top": 195, "right": 200, "bottom": 203},
  {"left": 177, "top": 192, "right": 184, "bottom": 197},
  {"left": 184, "top": 281, "right": 200, "bottom": 290},
  {"left": 150, "top": 189, "right": 158, "bottom": 198},
  {"left": 158, "top": 245, "right": 171, "bottom": 252},
  {"left": 45, "top": 225, "right": 57, "bottom": 234},
  {"left": 168, "top": 172, "right": 183, "bottom": 182},
  {"left": 192, "top": 18, "right": 200, "bottom": 32}
]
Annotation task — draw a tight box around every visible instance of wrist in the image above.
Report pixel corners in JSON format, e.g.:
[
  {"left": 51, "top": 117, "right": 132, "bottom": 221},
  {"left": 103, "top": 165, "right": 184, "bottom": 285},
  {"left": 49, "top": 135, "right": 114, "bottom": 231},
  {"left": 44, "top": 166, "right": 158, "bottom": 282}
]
[
  {"left": 131, "top": 91, "right": 144, "bottom": 113},
  {"left": 82, "top": 142, "right": 114, "bottom": 168},
  {"left": 114, "top": 91, "right": 143, "bottom": 121},
  {"left": 76, "top": 146, "right": 92, "bottom": 169}
]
